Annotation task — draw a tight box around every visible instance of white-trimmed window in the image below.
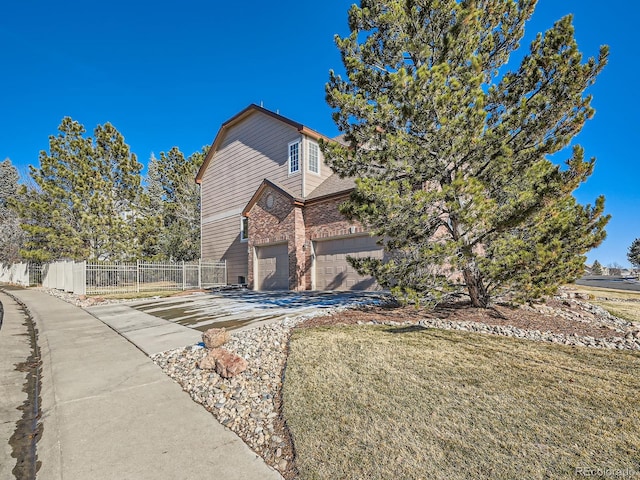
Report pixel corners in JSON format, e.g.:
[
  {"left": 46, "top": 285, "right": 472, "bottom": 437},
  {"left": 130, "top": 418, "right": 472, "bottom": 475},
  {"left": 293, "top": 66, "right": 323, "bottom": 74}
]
[
  {"left": 288, "top": 140, "right": 300, "bottom": 174},
  {"left": 308, "top": 141, "right": 320, "bottom": 174},
  {"left": 240, "top": 216, "right": 249, "bottom": 242}
]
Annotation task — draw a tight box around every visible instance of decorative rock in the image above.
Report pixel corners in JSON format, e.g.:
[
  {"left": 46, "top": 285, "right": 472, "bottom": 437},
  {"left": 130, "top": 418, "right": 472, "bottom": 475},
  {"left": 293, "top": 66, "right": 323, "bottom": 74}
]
[
  {"left": 202, "top": 327, "right": 230, "bottom": 349},
  {"left": 211, "top": 348, "right": 248, "bottom": 378},
  {"left": 198, "top": 350, "right": 218, "bottom": 370}
]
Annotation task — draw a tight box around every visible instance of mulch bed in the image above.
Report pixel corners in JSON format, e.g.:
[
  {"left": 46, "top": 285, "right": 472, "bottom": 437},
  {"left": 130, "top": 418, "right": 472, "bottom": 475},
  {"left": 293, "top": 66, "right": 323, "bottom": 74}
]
[{"left": 298, "top": 301, "right": 622, "bottom": 339}]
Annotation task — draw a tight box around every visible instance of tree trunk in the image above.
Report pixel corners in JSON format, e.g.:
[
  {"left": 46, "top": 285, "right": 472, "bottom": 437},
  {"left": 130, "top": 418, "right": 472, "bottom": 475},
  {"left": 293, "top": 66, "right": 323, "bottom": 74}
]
[{"left": 463, "top": 268, "right": 489, "bottom": 308}]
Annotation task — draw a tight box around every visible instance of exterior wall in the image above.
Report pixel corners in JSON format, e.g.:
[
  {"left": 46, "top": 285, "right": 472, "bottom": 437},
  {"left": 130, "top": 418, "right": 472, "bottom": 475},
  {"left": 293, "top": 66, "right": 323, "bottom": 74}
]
[
  {"left": 303, "top": 137, "right": 333, "bottom": 197},
  {"left": 200, "top": 111, "right": 305, "bottom": 282},
  {"left": 304, "top": 196, "right": 367, "bottom": 240},
  {"left": 246, "top": 186, "right": 306, "bottom": 290},
  {"left": 303, "top": 196, "right": 368, "bottom": 289},
  {"left": 246, "top": 189, "right": 378, "bottom": 291},
  {"left": 201, "top": 217, "right": 247, "bottom": 284},
  {"left": 199, "top": 108, "right": 375, "bottom": 289}
]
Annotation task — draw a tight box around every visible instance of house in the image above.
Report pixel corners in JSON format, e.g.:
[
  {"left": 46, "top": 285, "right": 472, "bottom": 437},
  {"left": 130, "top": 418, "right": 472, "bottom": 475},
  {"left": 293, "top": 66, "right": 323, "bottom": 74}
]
[{"left": 195, "top": 104, "right": 383, "bottom": 291}]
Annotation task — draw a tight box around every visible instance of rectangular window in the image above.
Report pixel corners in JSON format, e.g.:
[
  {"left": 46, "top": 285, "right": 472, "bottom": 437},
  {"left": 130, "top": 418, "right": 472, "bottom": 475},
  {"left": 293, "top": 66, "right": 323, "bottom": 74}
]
[
  {"left": 308, "top": 141, "right": 319, "bottom": 174},
  {"left": 240, "top": 216, "right": 249, "bottom": 242},
  {"left": 288, "top": 141, "right": 300, "bottom": 174}
]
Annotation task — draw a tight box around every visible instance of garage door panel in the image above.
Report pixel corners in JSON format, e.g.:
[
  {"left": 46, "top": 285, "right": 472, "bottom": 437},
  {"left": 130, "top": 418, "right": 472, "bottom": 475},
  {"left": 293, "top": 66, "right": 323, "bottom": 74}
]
[
  {"left": 314, "top": 236, "right": 383, "bottom": 291},
  {"left": 256, "top": 244, "right": 289, "bottom": 291}
]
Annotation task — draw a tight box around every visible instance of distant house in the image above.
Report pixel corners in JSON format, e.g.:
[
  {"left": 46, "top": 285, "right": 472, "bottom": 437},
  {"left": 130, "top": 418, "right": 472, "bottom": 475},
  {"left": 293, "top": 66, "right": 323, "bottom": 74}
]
[{"left": 195, "top": 104, "right": 383, "bottom": 291}]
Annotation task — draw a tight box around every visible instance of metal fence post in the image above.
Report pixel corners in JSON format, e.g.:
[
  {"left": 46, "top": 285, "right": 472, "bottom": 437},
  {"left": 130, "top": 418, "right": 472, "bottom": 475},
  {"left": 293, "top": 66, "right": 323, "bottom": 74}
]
[
  {"left": 198, "top": 258, "right": 202, "bottom": 289},
  {"left": 136, "top": 260, "right": 140, "bottom": 293},
  {"left": 182, "top": 261, "right": 186, "bottom": 290}
]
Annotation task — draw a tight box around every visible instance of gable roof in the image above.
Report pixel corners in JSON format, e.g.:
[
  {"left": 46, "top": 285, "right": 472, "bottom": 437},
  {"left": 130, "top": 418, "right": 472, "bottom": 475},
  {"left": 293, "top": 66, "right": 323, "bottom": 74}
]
[
  {"left": 242, "top": 179, "right": 302, "bottom": 217},
  {"left": 195, "top": 104, "right": 334, "bottom": 184}
]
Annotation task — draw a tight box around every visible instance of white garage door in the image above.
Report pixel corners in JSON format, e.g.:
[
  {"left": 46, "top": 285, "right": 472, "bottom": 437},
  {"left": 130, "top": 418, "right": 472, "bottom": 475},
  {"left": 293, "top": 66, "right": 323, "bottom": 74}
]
[
  {"left": 256, "top": 243, "right": 289, "bottom": 290},
  {"left": 314, "top": 236, "right": 383, "bottom": 291}
]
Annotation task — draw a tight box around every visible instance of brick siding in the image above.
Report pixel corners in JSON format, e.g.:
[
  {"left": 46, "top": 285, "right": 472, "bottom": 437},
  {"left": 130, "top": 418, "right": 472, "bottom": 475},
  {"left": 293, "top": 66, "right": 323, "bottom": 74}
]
[{"left": 246, "top": 188, "right": 370, "bottom": 290}]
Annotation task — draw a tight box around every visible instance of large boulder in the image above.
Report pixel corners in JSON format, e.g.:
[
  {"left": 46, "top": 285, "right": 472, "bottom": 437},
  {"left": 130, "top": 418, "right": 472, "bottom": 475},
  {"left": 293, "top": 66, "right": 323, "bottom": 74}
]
[
  {"left": 198, "top": 350, "right": 218, "bottom": 370},
  {"left": 202, "top": 327, "right": 230, "bottom": 349},
  {"left": 198, "top": 348, "right": 247, "bottom": 378}
]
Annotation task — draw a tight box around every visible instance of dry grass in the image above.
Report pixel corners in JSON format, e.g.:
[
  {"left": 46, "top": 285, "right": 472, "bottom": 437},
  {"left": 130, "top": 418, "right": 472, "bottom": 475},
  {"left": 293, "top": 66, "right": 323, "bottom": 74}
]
[
  {"left": 570, "top": 285, "right": 640, "bottom": 302},
  {"left": 283, "top": 325, "right": 640, "bottom": 480},
  {"left": 592, "top": 301, "right": 640, "bottom": 324},
  {"left": 570, "top": 286, "right": 640, "bottom": 324}
]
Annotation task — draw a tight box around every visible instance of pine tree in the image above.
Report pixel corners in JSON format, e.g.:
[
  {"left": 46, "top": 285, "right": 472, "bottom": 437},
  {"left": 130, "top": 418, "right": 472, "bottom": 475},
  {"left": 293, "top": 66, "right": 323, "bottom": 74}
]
[
  {"left": 628, "top": 239, "right": 640, "bottom": 269},
  {"left": 0, "top": 158, "right": 24, "bottom": 263},
  {"left": 0, "top": 158, "right": 19, "bottom": 206},
  {"left": 146, "top": 147, "right": 204, "bottom": 261},
  {"left": 591, "top": 260, "right": 603, "bottom": 275},
  {"left": 15, "top": 118, "right": 145, "bottom": 261},
  {"left": 137, "top": 153, "right": 165, "bottom": 260},
  {"left": 324, "top": 0, "right": 610, "bottom": 307}
]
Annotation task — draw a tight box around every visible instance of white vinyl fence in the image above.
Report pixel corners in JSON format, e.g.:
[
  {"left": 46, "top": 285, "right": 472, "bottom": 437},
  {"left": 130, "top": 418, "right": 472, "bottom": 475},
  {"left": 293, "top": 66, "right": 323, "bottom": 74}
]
[
  {"left": 2, "top": 260, "right": 227, "bottom": 295},
  {"left": 0, "top": 262, "right": 42, "bottom": 287},
  {"left": 1, "top": 262, "right": 29, "bottom": 286}
]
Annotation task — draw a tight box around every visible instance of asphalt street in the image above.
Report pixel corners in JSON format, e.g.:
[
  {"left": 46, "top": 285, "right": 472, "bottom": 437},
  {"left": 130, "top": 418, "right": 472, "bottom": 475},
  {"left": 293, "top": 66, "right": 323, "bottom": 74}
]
[{"left": 575, "top": 275, "right": 640, "bottom": 292}]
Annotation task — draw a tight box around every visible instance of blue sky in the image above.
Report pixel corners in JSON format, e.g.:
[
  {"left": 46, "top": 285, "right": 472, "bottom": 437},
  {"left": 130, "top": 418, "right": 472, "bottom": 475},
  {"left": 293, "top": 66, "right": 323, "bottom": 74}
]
[{"left": 1, "top": 1, "right": 637, "bottom": 267}]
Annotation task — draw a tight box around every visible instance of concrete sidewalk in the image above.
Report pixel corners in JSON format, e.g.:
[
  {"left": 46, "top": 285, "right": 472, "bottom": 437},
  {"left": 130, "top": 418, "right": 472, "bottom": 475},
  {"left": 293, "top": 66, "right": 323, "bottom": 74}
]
[
  {"left": 2, "top": 287, "right": 282, "bottom": 480},
  {"left": 86, "top": 303, "right": 203, "bottom": 355},
  {"left": 0, "top": 290, "right": 34, "bottom": 478}
]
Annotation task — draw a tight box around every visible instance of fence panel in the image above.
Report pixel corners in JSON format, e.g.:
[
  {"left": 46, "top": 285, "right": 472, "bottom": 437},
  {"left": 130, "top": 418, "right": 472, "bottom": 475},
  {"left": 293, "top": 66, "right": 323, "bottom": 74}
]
[
  {"left": 85, "top": 260, "right": 227, "bottom": 295},
  {"left": 63, "top": 261, "right": 74, "bottom": 292},
  {"left": 73, "top": 261, "right": 86, "bottom": 295},
  {"left": 43, "top": 262, "right": 59, "bottom": 290},
  {"left": 184, "top": 262, "right": 201, "bottom": 290},
  {"left": 201, "top": 261, "right": 227, "bottom": 288},
  {"left": 86, "top": 262, "right": 137, "bottom": 295},
  {"left": 3, "top": 259, "right": 227, "bottom": 294},
  {"left": 28, "top": 264, "right": 42, "bottom": 286},
  {"left": 0, "top": 262, "right": 30, "bottom": 286},
  {"left": 41, "top": 263, "right": 51, "bottom": 288},
  {"left": 138, "top": 261, "right": 181, "bottom": 292}
]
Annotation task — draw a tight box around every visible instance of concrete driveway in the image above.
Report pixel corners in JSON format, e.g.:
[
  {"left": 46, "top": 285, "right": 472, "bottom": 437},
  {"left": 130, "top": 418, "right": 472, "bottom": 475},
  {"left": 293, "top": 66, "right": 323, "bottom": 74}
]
[
  {"left": 86, "top": 289, "right": 387, "bottom": 355},
  {"left": 132, "top": 289, "right": 385, "bottom": 331}
]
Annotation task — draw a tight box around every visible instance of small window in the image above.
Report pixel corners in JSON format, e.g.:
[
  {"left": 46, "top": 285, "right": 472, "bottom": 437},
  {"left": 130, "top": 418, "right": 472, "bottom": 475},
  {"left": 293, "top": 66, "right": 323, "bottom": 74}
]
[
  {"left": 240, "top": 216, "right": 249, "bottom": 242},
  {"left": 308, "top": 141, "right": 319, "bottom": 174},
  {"left": 288, "top": 141, "right": 300, "bottom": 174}
]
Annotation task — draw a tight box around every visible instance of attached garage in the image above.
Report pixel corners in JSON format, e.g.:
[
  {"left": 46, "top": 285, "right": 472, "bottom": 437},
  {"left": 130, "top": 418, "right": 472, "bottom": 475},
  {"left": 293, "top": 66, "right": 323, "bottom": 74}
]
[
  {"left": 314, "top": 235, "right": 383, "bottom": 291},
  {"left": 256, "top": 243, "right": 289, "bottom": 290}
]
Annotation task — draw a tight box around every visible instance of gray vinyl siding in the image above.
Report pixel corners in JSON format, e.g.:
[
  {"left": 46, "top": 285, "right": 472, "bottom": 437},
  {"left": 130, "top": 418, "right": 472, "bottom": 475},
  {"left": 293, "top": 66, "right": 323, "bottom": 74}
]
[
  {"left": 200, "top": 111, "right": 304, "bottom": 279},
  {"left": 201, "top": 112, "right": 303, "bottom": 218},
  {"left": 304, "top": 137, "right": 334, "bottom": 197},
  {"left": 201, "top": 216, "right": 248, "bottom": 284}
]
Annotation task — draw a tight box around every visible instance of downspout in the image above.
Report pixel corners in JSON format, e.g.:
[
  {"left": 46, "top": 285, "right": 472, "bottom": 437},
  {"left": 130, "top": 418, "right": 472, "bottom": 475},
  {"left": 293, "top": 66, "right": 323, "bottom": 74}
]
[
  {"left": 301, "top": 136, "right": 306, "bottom": 198},
  {"left": 199, "top": 181, "right": 203, "bottom": 260}
]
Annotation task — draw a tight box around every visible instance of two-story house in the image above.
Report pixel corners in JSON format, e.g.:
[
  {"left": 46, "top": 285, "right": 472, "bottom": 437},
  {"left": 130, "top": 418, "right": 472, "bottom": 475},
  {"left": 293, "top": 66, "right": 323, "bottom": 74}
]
[{"left": 196, "top": 104, "right": 384, "bottom": 291}]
